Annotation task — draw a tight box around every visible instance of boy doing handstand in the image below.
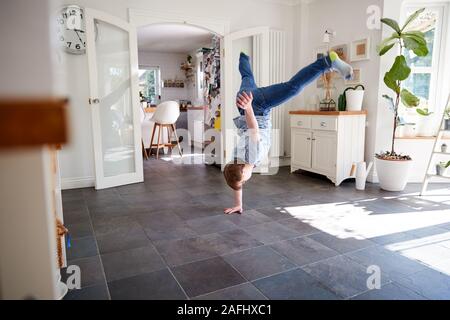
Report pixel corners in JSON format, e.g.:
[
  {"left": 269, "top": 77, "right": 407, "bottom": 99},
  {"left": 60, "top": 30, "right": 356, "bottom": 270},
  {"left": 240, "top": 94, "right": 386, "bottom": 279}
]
[{"left": 223, "top": 51, "right": 353, "bottom": 214}]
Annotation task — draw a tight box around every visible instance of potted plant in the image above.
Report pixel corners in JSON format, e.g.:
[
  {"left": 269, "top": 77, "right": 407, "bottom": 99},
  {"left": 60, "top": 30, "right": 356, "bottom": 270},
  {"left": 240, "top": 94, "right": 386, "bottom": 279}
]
[
  {"left": 444, "top": 107, "right": 450, "bottom": 130},
  {"left": 376, "top": 8, "right": 428, "bottom": 191},
  {"left": 436, "top": 161, "right": 450, "bottom": 176}
]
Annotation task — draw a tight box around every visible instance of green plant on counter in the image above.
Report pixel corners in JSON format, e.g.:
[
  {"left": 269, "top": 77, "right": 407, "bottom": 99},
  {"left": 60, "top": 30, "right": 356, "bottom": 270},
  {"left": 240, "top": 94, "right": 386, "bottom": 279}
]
[
  {"left": 376, "top": 7, "right": 429, "bottom": 159},
  {"left": 416, "top": 107, "right": 433, "bottom": 116}
]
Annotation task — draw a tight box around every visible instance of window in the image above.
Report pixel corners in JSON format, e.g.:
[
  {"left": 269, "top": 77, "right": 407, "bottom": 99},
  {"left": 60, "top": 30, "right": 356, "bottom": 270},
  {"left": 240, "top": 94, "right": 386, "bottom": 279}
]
[
  {"left": 138, "top": 66, "right": 161, "bottom": 104},
  {"left": 401, "top": 4, "right": 447, "bottom": 112}
]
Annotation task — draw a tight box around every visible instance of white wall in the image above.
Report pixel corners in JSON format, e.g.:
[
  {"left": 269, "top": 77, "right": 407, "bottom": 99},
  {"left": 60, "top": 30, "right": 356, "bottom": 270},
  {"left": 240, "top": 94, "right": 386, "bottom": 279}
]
[
  {"left": 289, "top": 0, "right": 383, "bottom": 163},
  {"left": 58, "top": 0, "right": 295, "bottom": 188},
  {"left": 0, "top": 0, "right": 60, "bottom": 299},
  {"left": 138, "top": 51, "right": 191, "bottom": 102}
]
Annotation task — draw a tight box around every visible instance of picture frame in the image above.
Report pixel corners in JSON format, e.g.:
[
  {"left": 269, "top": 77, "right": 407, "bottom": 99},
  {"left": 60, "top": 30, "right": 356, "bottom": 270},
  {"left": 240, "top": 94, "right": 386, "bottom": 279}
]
[
  {"left": 331, "top": 44, "right": 349, "bottom": 62},
  {"left": 345, "top": 68, "right": 362, "bottom": 85},
  {"left": 350, "top": 38, "right": 371, "bottom": 62}
]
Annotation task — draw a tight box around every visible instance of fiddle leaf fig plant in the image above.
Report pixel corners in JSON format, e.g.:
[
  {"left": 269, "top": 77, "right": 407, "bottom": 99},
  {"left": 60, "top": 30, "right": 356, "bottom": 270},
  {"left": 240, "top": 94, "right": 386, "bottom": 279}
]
[{"left": 376, "top": 8, "right": 429, "bottom": 159}]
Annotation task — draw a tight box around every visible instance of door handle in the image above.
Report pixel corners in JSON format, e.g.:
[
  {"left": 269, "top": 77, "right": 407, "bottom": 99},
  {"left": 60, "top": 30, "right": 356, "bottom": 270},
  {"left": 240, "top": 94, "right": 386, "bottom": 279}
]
[
  {"left": 307, "top": 137, "right": 311, "bottom": 140},
  {"left": 320, "top": 121, "right": 326, "bottom": 127},
  {"left": 89, "top": 98, "right": 100, "bottom": 104},
  {"left": 297, "top": 121, "right": 303, "bottom": 126}
]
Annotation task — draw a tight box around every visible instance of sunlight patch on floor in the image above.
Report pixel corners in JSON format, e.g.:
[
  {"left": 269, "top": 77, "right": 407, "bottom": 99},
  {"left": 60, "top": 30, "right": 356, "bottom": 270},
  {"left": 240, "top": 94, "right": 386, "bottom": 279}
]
[
  {"left": 386, "top": 231, "right": 450, "bottom": 275},
  {"left": 283, "top": 201, "right": 450, "bottom": 240}
]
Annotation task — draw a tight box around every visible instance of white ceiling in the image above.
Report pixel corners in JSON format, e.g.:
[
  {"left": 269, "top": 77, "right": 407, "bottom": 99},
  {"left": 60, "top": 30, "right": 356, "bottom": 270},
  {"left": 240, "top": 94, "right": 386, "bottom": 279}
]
[{"left": 137, "top": 24, "right": 214, "bottom": 54}]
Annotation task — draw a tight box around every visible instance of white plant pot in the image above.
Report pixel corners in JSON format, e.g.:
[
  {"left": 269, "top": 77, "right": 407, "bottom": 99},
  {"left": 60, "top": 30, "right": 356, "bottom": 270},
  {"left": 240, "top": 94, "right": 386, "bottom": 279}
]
[
  {"left": 417, "top": 117, "right": 436, "bottom": 137},
  {"left": 402, "top": 124, "right": 416, "bottom": 137},
  {"left": 345, "top": 90, "right": 364, "bottom": 111},
  {"left": 375, "top": 157, "right": 413, "bottom": 191}
]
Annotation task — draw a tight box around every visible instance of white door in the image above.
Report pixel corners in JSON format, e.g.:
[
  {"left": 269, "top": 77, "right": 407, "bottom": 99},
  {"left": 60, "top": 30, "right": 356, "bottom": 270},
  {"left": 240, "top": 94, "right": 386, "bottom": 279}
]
[
  {"left": 222, "top": 27, "right": 270, "bottom": 168},
  {"left": 312, "top": 131, "right": 337, "bottom": 175},
  {"left": 85, "top": 9, "right": 143, "bottom": 189},
  {"left": 291, "top": 129, "right": 312, "bottom": 168}
]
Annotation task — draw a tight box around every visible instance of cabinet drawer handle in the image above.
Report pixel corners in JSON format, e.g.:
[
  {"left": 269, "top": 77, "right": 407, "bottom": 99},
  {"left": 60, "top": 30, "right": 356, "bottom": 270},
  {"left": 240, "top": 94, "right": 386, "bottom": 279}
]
[
  {"left": 320, "top": 121, "right": 327, "bottom": 127},
  {"left": 311, "top": 138, "right": 316, "bottom": 141},
  {"left": 306, "top": 137, "right": 311, "bottom": 140},
  {"left": 297, "top": 121, "right": 303, "bottom": 126}
]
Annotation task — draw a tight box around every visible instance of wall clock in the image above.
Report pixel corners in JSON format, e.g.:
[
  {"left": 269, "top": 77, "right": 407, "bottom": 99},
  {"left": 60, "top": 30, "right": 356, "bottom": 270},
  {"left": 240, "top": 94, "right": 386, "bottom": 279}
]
[{"left": 56, "top": 5, "right": 86, "bottom": 55}]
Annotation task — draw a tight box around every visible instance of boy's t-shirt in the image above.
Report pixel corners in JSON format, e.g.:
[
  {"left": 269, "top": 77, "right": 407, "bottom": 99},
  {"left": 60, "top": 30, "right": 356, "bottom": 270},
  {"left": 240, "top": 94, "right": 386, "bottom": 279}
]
[{"left": 233, "top": 115, "right": 271, "bottom": 166}]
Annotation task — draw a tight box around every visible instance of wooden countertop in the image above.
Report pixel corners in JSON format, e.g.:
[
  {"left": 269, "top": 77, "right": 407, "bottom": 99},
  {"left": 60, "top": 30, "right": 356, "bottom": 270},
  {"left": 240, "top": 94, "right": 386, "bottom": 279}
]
[{"left": 289, "top": 110, "right": 367, "bottom": 116}]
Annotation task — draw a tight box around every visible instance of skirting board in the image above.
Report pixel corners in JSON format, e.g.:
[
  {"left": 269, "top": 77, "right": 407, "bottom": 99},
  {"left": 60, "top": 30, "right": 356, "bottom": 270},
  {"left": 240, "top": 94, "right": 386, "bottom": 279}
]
[{"left": 61, "top": 176, "right": 95, "bottom": 190}]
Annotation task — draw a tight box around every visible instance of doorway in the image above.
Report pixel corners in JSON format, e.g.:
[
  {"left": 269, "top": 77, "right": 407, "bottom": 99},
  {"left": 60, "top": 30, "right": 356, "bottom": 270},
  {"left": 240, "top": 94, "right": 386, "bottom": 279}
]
[{"left": 137, "top": 23, "right": 222, "bottom": 164}]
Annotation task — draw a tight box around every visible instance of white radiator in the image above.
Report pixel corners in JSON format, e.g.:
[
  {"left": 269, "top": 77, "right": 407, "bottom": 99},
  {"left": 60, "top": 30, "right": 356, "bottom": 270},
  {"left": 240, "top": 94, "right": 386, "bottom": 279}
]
[{"left": 253, "top": 30, "right": 285, "bottom": 159}]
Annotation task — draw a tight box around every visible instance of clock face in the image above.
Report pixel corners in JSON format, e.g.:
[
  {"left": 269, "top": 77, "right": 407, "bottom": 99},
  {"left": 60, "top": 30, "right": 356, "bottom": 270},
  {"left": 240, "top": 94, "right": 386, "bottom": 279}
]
[{"left": 56, "top": 5, "right": 86, "bottom": 55}]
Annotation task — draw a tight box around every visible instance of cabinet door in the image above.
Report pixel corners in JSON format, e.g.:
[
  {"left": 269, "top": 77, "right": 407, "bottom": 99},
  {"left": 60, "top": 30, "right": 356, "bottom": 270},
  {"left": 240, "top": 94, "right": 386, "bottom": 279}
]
[
  {"left": 311, "top": 131, "right": 337, "bottom": 175},
  {"left": 291, "top": 129, "right": 312, "bottom": 168}
]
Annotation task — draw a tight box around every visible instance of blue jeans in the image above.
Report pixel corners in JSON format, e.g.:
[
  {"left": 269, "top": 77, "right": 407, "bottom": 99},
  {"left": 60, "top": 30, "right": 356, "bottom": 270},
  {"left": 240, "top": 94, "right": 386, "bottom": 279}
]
[{"left": 237, "top": 52, "right": 332, "bottom": 116}]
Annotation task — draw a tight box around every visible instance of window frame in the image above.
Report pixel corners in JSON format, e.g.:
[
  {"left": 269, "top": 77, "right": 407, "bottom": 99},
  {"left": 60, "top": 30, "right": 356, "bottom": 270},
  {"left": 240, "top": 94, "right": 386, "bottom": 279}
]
[
  {"left": 138, "top": 65, "right": 161, "bottom": 103},
  {"left": 401, "top": 2, "right": 448, "bottom": 116}
]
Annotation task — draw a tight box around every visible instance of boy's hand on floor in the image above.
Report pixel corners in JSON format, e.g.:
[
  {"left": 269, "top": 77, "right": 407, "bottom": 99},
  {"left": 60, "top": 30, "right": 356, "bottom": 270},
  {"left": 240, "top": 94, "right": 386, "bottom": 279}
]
[
  {"left": 224, "top": 206, "right": 243, "bottom": 214},
  {"left": 237, "top": 91, "right": 253, "bottom": 111}
]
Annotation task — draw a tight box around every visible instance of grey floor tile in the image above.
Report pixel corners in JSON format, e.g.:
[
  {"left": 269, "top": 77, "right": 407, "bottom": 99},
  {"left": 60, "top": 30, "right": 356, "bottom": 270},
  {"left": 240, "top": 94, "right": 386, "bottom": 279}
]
[
  {"left": 63, "top": 255, "right": 105, "bottom": 288},
  {"left": 174, "top": 204, "right": 224, "bottom": 221},
  {"left": 135, "top": 211, "right": 185, "bottom": 229},
  {"left": 61, "top": 189, "right": 85, "bottom": 202},
  {"left": 346, "top": 246, "right": 426, "bottom": 278},
  {"left": 101, "top": 246, "right": 166, "bottom": 282},
  {"left": 203, "top": 229, "right": 263, "bottom": 255},
  {"left": 303, "top": 255, "right": 389, "bottom": 299},
  {"left": 370, "top": 232, "right": 417, "bottom": 245},
  {"left": 172, "top": 257, "right": 246, "bottom": 298},
  {"left": 108, "top": 269, "right": 186, "bottom": 300},
  {"left": 191, "top": 193, "right": 234, "bottom": 207},
  {"left": 309, "top": 232, "right": 376, "bottom": 254},
  {"left": 271, "top": 237, "right": 339, "bottom": 266},
  {"left": 85, "top": 196, "right": 125, "bottom": 210},
  {"left": 277, "top": 218, "right": 321, "bottom": 236},
  {"left": 89, "top": 205, "right": 140, "bottom": 219},
  {"left": 227, "top": 209, "right": 272, "bottom": 227},
  {"left": 223, "top": 246, "right": 297, "bottom": 281},
  {"left": 194, "top": 283, "right": 267, "bottom": 300},
  {"left": 394, "top": 268, "right": 450, "bottom": 300},
  {"left": 62, "top": 199, "right": 87, "bottom": 212},
  {"left": 96, "top": 225, "right": 151, "bottom": 254},
  {"left": 145, "top": 224, "right": 198, "bottom": 242},
  {"left": 252, "top": 207, "right": 295, "bottom": 221},
  {"left": 154, "top": 237, "right": 218, "bottom": 266},
  {"left": 91, "top": 215, "right": 141, "bottom": 238},
  {"left": 351, "top": 282, "right": 426, "bottom": 300},
  {"left": 186, "top": 215, "right": 237, "bottom": 235},
  {"left": 63, "top": 207, "right": 90, "bottom": 225},
  {"left": 66, "top": 220, "right": 94, "bottom": 239},
  {"left": 405, "top": 225, "right": 450, "bottom": 238},
  {"left": 66, "top": 236, "right": 98, "bottom": 260},
  {"left": 243, "top": 221, "right": 301, "bottom": 244},
  {"left": 64, "top": 283, "right": 109, "bottom": 300},
  {"left": 253, "top": 268, "right": 340, "bottom": 300}
]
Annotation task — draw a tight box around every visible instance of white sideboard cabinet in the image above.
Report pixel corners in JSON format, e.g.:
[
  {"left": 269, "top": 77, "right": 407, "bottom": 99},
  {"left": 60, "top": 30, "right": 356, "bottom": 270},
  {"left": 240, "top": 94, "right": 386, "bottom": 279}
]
[{"left": 289, "top": 110, "right": 367, "bottom": 186}]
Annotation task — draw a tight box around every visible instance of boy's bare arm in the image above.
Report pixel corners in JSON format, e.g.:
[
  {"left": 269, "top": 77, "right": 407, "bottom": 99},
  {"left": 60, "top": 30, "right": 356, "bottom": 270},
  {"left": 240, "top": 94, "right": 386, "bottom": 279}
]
[
  {"left": 237, "top": 92, "right": 260, "bottom": 142},
  {"left": 224, "top": 189, "right": 242, "bottom": 214}
]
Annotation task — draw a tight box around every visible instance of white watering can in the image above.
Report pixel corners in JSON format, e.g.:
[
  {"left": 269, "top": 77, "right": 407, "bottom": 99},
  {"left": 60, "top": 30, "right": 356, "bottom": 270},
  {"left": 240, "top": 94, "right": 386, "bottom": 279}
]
[{"left": 354, "top": 161, "right": 373, "bottom": 190}]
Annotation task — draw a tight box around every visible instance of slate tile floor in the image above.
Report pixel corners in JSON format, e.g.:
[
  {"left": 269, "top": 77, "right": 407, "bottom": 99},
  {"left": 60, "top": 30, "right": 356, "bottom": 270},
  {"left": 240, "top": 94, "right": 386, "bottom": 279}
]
[{"left": 63, "top": 157, "right": 450, "bottom": 300}]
